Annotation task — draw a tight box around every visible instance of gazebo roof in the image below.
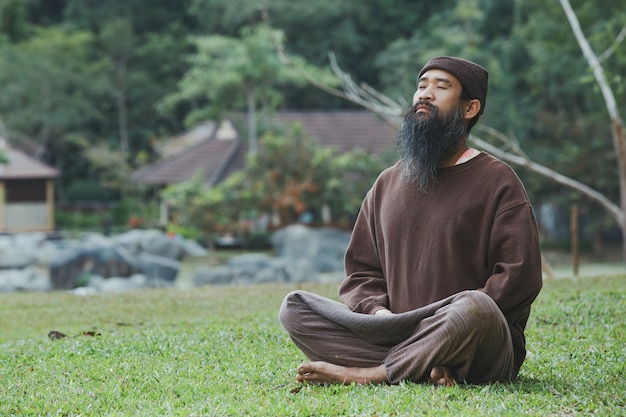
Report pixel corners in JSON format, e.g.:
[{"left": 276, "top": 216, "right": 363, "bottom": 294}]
[{"left": 0, "top": 144, "right": 60, "bottom": 179}]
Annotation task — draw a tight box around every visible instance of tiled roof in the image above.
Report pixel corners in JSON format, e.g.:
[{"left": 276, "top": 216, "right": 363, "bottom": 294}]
[
  {"left": 133, "top": 111, "right": 398, "bottom": 186},
  {"left": 272, "top": 110, "right": 398, "bottom": 154},
  {"left": 159, "top": 121, "right": 219, "bottom": 158},
  {"left": 0, "top": 145, "right": 60, "bottom": 179},
  {"left": 133, "top": 121, "right": 241, "bottom": 186}
]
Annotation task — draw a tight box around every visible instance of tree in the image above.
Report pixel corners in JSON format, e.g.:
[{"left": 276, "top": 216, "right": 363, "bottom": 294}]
[
  {"left": 99, "top": 17, "right": 134, "bottom": 153},
  {"left": 0, "top": 26, "right": 109, "bottom": 196},
  {"left": 160, "top": 24, "right": 311, "bottom": 156},
  {"left": 277, "top": 0, "right": 626, "bottom": 262},
  {"left": 162, "top": 124, "right": 390, "bottom": 240},
  {"left": 0, "top": 0, "right": 30, "bottom": 41},
  {"left": 558, "top": 0, "right": 626, "bottom": 256}
]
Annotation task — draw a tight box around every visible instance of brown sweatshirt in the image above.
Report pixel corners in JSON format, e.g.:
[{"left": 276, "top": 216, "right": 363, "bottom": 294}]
[{"left": 339, "top": 152, "right": 543, "bottom": 375}]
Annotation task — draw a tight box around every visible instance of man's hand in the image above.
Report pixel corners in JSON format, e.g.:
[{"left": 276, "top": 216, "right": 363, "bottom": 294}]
[{"left": 374, "top": 308, "right": 393, "bottom": 316}]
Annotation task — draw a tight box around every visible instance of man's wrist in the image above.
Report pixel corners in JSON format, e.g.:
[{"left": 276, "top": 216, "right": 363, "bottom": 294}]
[{"left": 373, "top": 307, "right": 393, "bottom": 316}]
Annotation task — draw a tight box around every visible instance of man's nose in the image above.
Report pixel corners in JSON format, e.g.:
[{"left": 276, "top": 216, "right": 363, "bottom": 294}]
[
  {"left": 418, "top": 85, "right": 434, "bottom": 101},
  {"left": 412, "top": 87, "right": 433, "bottom": 105}
]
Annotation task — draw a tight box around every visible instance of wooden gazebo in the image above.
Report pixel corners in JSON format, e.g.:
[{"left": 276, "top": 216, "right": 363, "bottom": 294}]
[{"left": 0, "top": 145, "right": 59, "bottom": 232}]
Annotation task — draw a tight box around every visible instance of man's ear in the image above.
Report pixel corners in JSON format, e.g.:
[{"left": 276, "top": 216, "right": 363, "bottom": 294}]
[{"left": 464, "top": 99, "right": 481, "bottom": 121}]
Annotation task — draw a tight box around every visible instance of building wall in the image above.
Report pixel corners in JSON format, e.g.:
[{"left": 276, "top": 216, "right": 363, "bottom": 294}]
[
  {"left": 0, "top": 179, "right": 55, "bottom": 232},
  {"left": 3, "top": 202, "right": 51, "bottom": 231}
]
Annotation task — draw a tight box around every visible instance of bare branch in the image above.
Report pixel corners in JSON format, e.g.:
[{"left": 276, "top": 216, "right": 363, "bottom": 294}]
[
  {"left": 276, "top": 41, "right": 623, "bottom": 226},
  {"left": 474, "top": 125, "right": 529, "bottom": 159},
  {"left": 559, "top": 0, "right": 622, "bottom": 122},
  {"left": 470, "top": 135, "right": 623, "bottom": 226},
  {"left": 559, "top": 0, "right": 626, "bottom": 255},
  {"left": 598, "top": 24, "right": 626, "bottom": 63}
]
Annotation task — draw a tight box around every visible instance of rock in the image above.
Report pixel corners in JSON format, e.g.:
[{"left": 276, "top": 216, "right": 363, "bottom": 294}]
[
  {"left": 137, "top": 252, "right": 179, "bottom": 282},
  {"left": 113, "top": 229, "right": 188, "bottom": 260},
  {"left": 193, "top": 254, "right": 318, "bottom": 287},
  {"left": 0, "top": 266, "right": 51, "bottom": 292},
  {"left": 0, "top": 232, "right": 63, "bottom": 266},
  {"left": 0, "top": 253, "right": 36, "bottom": 270},
  {"left": 1, "top": 226, "right": 348, "bottom": 291},
  {"left": 86, "top": 274, "right": 173, "bottom": 293},
  {"left": 49, "top": 244, "right": 139, "bottom": 289},
  {"left": 193, "top": 265, "right": 233, "bottom": 286},
  {"left": 181, "top": 238, "right": 209, "bottom": 257},
  {"left": 272, "top": 225, "right": 350, "bottom": 273}
]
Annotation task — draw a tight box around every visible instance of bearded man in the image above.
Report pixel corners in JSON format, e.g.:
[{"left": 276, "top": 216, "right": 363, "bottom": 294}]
[{"left": 279, "top": 56, "right": 543, "bottom": 387}]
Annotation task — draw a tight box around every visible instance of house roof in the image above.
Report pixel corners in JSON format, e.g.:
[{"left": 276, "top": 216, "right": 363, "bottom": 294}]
[
  {"left": 158, "top": 120, "right": 220, "bottom": 158},
  {"left": 132, "top": 120, "right": 242, "bottom": 186},
  {"left": 272, "top": 110, "right": 398, "bottom": 154},
  {"left": 133, "top": 110, "right": 398, "bottom": 187},
  {"left": 0, "top": 144, "right": 60, "bottom": 179}
]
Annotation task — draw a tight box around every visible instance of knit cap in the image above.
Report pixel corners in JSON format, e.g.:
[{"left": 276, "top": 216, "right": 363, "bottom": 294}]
[{"left": 418, "top": 56, "right": 488, "bottom": 126}]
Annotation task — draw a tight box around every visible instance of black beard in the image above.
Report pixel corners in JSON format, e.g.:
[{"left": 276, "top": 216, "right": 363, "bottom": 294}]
[{"left": 396, "top": 102, "right": 466, "bottom": 192}]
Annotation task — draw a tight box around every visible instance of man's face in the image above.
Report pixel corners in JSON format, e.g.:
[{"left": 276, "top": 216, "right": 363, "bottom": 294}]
[
  {"left": 412, "top": 69, "right": 465, "bottom": 117},
  {"left": 396, "top": 76, "right": 467, "bottom": 192}
]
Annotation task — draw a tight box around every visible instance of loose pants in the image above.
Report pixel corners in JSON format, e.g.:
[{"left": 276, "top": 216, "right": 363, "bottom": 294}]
[{"left": 278, "top": 289, "right": 514, "bottom": 384}]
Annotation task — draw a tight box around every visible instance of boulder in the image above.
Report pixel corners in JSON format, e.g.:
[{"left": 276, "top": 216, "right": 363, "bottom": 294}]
[
  {"left": 0, "top": 266, "right": 51, "bottom": 292},
  {"left": 193, "top": 253, "right": 318, "bottom": 286},
  {"left": 113, "top": 229, "right": 205, "bottom": 260},
  {"left": 272, "top": 224, "right": 350, "bottom": 273},
  {"left": 86, "top": 274, "right": 173, "bottom": 293},
  {"left": 193, "top": 265, "right": 233, "bottom": 286},
  {"left": 137, "top": 252, "right": 180, "bottom": 282},
  {"left": 49, "top": 244, "right": 138, "bottom": 289}
]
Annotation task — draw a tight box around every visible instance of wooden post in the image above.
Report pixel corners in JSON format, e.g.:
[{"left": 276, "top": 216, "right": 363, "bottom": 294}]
[
  {"left": 0, "top": 182, "right": 4, "bottom": 231},
  {"left": 46, "top": 179, "right": 55, "bottom": 231},
  {"left": 571, "top": 204, "right": 579, "bottom": 278}
]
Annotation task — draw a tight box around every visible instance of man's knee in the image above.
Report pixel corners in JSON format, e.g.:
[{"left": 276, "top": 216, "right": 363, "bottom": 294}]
[
  {"left": 278, "top": 290, "right": 304, "bottom": 332},
  {"left": 456, "top": 290, "right": 500, "bottom": 315},
  {"left": 449, "top": 290, "right": 507, "bottom": 333}
]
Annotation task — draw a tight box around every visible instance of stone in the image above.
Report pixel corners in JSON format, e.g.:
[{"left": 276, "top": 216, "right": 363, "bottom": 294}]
[
  {"left": 192, "top": 266, "right": 233, "bottom": 286},
  {"left": 272, "top": 224, "right": 350, "bottom": 273},
  {"left": 0, "top": 266, "right": 51, "bottom": 292},
  {"left": 137, "top": 252, "right": 180, "bottom": 282}
]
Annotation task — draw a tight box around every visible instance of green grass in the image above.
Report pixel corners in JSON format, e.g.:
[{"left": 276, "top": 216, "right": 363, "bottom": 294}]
[{"left": 1, "top": 275, "right": 625, "bottom": 416}]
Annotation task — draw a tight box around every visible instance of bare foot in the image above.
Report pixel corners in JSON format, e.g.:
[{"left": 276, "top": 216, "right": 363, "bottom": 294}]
[
  {"left": 296, "top": 361, "right": 388, "bottom": 385},
  {"left": 429, "top": 366, "right": 456, "bottom": 387}
]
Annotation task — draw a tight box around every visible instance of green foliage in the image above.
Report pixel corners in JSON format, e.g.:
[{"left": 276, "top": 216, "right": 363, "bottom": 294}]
[
  {"left": 245, "top": 126, "right": 391, "bottom": 225},
  {"left": 0, "top": 0, "right": 29, "bottom": 41},
  {"left": 83, "top": 144, "right": 140, "bottom": 196},
  {"left": 0, "top": 0, "right": 624, "bottom": 243},
  {"left": 247, "top": 125, "right": 335, "bottom": 223},
  {"left": 55, "top": 198, "right": 159, "bottom": 233},
  {"left": 62, "top": 180, "right": 112, "bottom": 202},
  {"left": 160, "top": 24, "right": 306, "bottom": 127},
  {"left": 163, "top": 125, "right": 391, "bottom": 238},
  {"left": 0, "top": 27, "right": 106, "bottom": 139},
  {"left": 163, "top": 170, "right": 251, "bottom": 242},
  {"left": 55, "top": 208, "right": 105, "bottom": 231},
  {"left": 0, "top": 275, "right": 625, "bottom": 415}
]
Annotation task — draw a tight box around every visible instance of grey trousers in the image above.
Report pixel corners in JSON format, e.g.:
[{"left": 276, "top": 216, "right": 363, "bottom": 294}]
[{"left": 278, "top": 290, "right": 514, "bottom": 384}]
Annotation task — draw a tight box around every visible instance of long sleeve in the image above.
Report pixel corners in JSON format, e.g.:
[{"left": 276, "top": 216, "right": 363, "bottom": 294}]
[
  {"left": 479, "top": 198, "right": 543, "bottom": 373},
  {"left": 340, "top": 187, "right": 389, "bottom": 315}
]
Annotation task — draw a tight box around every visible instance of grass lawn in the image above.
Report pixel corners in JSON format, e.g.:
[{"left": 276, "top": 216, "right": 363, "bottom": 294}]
[{"left": 1, "top": 274, "right": 625, "bottom": 416}]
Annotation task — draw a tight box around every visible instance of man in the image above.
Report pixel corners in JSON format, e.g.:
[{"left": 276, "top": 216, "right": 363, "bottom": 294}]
[{"left": 279, "top": 56, "right": 543, "bottom": 387}]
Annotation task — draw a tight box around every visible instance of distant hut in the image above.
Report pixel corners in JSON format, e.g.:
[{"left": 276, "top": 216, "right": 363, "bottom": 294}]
[{"left": 0, "top": 143, "right": 60, "bottom": 232}]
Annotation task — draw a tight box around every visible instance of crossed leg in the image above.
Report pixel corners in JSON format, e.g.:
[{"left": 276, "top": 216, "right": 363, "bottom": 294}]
[
  {"left": 279, "top": 290, "right": 512, "bottom": 387},
  {"left": 295, "top": 362, "right": 456, "bottom": 386},
  {"left": 295, "top": 362, "right": 388, "bottom": 385}
]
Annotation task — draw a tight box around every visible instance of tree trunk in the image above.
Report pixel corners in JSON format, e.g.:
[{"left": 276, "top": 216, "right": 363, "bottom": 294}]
[
  {"left": 116, "top": 60, "right": 129, "bottom": 155},
  {"left": 559, "top": 0, "right": 626, "bottom": 264},
  {"left": 246, "top": 89, "right": 257, "bottom": 156},
  {"left": 613, "top": 119, "right": 626, "bottom": 262}
]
